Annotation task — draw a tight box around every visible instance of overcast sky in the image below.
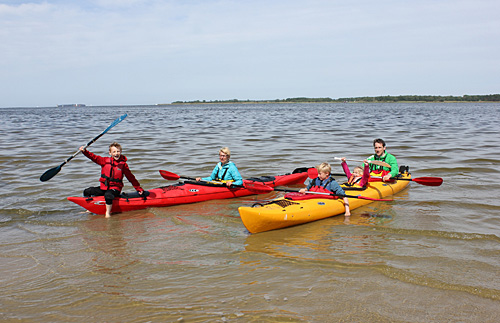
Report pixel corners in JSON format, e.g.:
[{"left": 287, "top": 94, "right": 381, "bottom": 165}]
[{"left": 1, "top": 0, "right": 499, "bottom": 107}]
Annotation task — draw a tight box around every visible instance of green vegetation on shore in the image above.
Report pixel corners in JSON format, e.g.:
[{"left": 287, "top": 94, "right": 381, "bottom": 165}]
[{"left": 165, "top": 94, "right": 500, "bottom": 105}]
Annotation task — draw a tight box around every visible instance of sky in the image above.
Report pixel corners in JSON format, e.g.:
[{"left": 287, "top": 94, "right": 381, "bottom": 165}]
[{"left": 1, "top": 0, "right": 499, "bottom": 107}]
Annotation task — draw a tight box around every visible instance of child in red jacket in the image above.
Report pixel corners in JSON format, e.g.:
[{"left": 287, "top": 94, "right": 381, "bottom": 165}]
[
  {"left": 79, "top": 142, "right": 144, "bottom": 217},
  {"left": 340, "top": 157, "right": 370, "bottom": 187}
]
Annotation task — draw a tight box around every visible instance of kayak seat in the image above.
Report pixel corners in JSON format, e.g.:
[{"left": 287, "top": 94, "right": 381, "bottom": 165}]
[
  {"left": 340, "top": 186, "right": 367, "bottom": 191},
  {"left": 292, "top": 167, "right": 310, "bottom": 174},
  {"left": 399, "top": 165, "right": 410, "bottom": 175}
]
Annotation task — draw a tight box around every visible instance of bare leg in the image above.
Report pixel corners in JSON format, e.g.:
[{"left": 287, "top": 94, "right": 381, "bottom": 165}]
[
  {"left": 105, "top": 204, "right": 112, "bottom": 218},
  {"left": 343, "top": 197, "right": 350, "bottom": 224}
]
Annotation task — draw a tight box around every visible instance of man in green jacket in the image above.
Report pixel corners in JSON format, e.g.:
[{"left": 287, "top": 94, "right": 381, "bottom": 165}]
[{"left": 367, "top": 138, "right": 399, "bottom": 181}]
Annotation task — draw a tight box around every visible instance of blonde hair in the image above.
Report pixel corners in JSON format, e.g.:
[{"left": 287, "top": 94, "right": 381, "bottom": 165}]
[
  {"left": 317, "top": 162, "right": 331, "bottom": 174},
  {"left": 219, "top": 147, "right": 231, "bottom": 157},
  {"left": 353, "top": 166, "right": 363, "bottom": 175},
  {"left": 109, "top": 142, "right": 122, "bottom": 152}
]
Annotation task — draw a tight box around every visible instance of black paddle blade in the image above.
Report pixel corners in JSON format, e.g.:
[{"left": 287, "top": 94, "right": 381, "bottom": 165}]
[{"left": 40, "top": 165, "right": 62, "bottom": 182}]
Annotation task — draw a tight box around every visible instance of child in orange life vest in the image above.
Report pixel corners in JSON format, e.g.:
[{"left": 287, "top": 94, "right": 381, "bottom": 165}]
[
  {"left": 340, "top": 157, "right": 370, "bottom": 187},
  {"left": 299, "top": 162, "right": 351, "bottom": 218},
  {"left": 79, "top": 142, "right": 144, "bottom": 218}
]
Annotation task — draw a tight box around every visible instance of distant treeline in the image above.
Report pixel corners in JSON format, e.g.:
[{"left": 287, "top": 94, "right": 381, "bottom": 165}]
[
  {"left": 337, "top": 94, "right": 500, "bottom": 103},
  {"left": 168, "top": 98, "right": 335, "bottom": 104},
  {"left": 168, "top": 94, "right": 500, "bottom": 105}
]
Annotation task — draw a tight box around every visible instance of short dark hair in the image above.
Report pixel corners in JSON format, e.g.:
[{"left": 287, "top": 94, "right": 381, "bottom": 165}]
[{"left": 373, "top": 138, "right": 386, "bottom": 147}]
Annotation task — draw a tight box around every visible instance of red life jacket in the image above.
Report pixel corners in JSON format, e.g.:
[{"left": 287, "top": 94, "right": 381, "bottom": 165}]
[
  {"left": 308, "top": 186, "right": 335, "bottom": 194},
  {"left": 300, "top": 177, "right": 339, "bottom": 199},
  {"left": 368, "top": 169, "right": 391, "bottom": 182},
  {"left": 309, "top": 177, "right": 334, "bottom": 192},
  {"left": 99, "top": 157, "right": 127, "bottom": 191},
  {"left": 83, "top": 150, "right": 141, "bottom": 192}
]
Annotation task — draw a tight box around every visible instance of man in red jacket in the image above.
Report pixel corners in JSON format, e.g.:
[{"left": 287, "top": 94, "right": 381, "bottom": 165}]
[{"left": 79, "top": 142, "right": 144, "bottom": 217}]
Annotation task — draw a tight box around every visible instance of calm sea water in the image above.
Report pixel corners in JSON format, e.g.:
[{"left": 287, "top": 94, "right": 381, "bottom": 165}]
[{"left": 1, "top": 103, "right": 500, "bottom": 322}]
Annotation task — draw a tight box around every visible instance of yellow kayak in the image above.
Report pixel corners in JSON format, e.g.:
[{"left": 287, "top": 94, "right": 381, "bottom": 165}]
[{"left": 239, "top": 172, "right": 411, "bottom": 234}]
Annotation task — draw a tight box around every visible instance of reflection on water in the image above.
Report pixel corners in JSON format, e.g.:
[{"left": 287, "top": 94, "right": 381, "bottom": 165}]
[
  {"left": 1, "top": 103, "right": 500, "bottom": 321},
  {"left": 244, "top": 215, "right": 392, "bottom": 267}
]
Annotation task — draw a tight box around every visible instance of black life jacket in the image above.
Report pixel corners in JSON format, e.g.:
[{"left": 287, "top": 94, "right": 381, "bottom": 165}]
[{"left": 215, "top": 164, "right": 230, "bottom": 181}]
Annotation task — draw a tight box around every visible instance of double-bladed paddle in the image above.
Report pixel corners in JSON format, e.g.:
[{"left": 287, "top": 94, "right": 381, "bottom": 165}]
[
  {"left": 370, "top": 175, "right": 443, "bottom": 186},
  {"left": 40, "top": 114, "right": 128, "bottom": 182},
  {"left": 251, "top": 185, "right": 393, "bottom": 201},
  {"left": 308, "top": 167, "right": 443, "bottom": 186},
  {"left": 158, "top": 170, "right": 271, "bottom": 194}
]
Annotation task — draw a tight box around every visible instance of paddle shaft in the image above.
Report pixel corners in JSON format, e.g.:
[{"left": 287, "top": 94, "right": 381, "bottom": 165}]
[
  {"left": 272, "top": 187, "right": 392, "bottom": 201},
  {"left": 311, "top": 169, "right": 442, "bottom": 187},
  {"left": 158, "top": 170, "right": 270, "bottom": 193},
  {"left": 370, "top": 175, "right": 443, "bottom": 186},
  {"left": 180, "top": 176, "right": 255, "bottom": 191},
  {"left": 159, "top": 170, "right": 238, "bottom": 185},
  {"left": 60, "top": 132, "right": 105, "bottom": 167},
  {"left": 71, "top": 113, "right": 128, "bottom": 163},
  {"left": 40, "top": 114, "right": 128, "bottom": 182},
  {"left": 160, "top": 172, "right": 223, "bottom": 184},
  {"left": 333, "top": 157, "right": 390, "bottom": 168}
]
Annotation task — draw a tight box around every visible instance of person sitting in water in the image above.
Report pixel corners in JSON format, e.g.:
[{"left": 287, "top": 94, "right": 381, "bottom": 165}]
[
  {"left": 367, "top": 138, "right": 399, "bottom": 182},
  {"left": 340, "top": 157, "right": 370, "bottom": 188},
  {"left": 299, "top": 162, "right": 351, "bottom": 218},
  {"left": 196, "top": 147, "right": 243, "bottom": 187},
  {"left": 80, "top": 142, "right": 144, "bottom": 218}
]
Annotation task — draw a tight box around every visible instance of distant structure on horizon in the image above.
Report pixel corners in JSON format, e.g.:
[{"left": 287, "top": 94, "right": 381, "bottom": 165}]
[{"left": 57, "top": 104, "right": 86, "bottom": 108}]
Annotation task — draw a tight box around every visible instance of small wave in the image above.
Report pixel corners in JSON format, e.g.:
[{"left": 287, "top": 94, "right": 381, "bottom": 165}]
[
  {"left": 373, "top": 226, "right": 500, "bottom": 242},
  {"left": 0, "top": 215, "right": 13, "bottom": 225},
  {"left": 404, "top": 200, "right": 500, "bottom": 211},
  {"left": 463, "top": 157, "right": 500, "bottom": 164},
  {"left": 376, "top": 265, "right": 500, "bottom": 301},
  {"left": 443, "top": 166, "right": 485, "bottom": 173},
  {"left": 407, "top": 167, "right": 451, "bottom": 175},
  {"left": 0, "top": 208, "right": 74, "bottom": 218}
]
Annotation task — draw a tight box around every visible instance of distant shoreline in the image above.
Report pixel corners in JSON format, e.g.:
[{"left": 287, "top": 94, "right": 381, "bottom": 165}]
[
  {"left": 160, "top": 94, "right": 500, "bottom": 105},
  {"left": 3, "top": 94, "right": 498, "bottom": 109}
]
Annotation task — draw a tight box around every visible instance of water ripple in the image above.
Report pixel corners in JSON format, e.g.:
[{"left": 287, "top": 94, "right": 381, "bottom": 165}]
[{"left": 1, "top": 103, "right": 500, "bottom": 321}]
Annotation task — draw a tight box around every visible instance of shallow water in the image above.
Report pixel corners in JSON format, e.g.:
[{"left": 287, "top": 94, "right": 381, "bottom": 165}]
[{"left": 1, "top": 102, "right": 500, "bottom": 322}]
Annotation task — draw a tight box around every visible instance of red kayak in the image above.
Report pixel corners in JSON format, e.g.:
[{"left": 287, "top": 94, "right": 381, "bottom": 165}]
[{"left": 67, "top": 168, "right": 310, "bottom": 215}]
